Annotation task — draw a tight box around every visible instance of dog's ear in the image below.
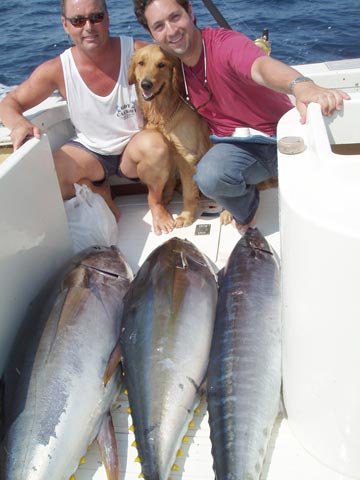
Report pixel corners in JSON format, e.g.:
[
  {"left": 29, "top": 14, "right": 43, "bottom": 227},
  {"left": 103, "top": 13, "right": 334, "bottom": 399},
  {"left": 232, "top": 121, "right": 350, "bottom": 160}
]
[
  {"left": 171, "top": 60, "right": 184, "bottom": 94},
  {"left": 128, "top": 54, "right": 136, "bottom": 85}
]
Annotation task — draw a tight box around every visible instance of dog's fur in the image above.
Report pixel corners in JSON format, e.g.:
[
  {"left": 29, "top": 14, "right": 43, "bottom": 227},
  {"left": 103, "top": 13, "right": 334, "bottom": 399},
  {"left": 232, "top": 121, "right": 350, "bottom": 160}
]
[{"left": 129, "top": 44, "right": 212, "bottom": 228}]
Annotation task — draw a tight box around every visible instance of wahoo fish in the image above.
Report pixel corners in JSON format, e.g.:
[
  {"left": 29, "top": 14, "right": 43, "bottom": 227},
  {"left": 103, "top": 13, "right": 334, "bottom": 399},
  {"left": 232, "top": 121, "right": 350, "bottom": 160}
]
[
  {"left": 207, "top": 228, "right": 281, "bottom": 480},
  {"left": 120, "top": 237, "right": 218, "bottom": 480},
  {"left": 0, "top": 246, "right": 133, "bottom": 480}
]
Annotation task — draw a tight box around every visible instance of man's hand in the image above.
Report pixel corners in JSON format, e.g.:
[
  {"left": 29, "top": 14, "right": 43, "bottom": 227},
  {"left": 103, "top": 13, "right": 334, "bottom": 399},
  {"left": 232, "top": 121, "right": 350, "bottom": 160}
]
[
  {"left": 10, "top": 120, "right": 41, "bottom": 150},
  {"left": 294, "top": 82, "right": 351, "bottom": 124}
]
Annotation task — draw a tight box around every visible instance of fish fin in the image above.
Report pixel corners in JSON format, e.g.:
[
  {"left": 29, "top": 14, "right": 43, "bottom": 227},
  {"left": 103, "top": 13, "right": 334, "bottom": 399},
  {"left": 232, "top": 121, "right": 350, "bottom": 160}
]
[
  {"left": 45, "top": 287, "right": 93, "bottom": 354},
  {"left": 103, "top": 341, "right": 123, "bottom": 386},
  {"left": 58, "top": 288, "right": 92, "bottom": 331},
  {"left": 96, "top": 412, "right": 119, "bottom": 480}
]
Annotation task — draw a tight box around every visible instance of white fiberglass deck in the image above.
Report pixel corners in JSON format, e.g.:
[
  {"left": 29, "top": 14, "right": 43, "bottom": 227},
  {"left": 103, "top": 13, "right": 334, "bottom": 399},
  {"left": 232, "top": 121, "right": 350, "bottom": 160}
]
[{"left": 72, "top": 190, "right": 350, "bottom": 480}]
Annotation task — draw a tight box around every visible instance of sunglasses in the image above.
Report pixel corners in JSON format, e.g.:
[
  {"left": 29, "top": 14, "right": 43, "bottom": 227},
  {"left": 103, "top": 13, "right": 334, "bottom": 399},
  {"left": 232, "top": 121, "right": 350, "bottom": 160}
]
[{"left": 64, "top": 11, "right": 105, "bottom": 28}]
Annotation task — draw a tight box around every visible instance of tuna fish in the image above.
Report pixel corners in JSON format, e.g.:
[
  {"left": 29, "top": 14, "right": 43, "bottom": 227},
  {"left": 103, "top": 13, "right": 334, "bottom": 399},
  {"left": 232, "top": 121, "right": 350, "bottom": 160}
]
[
  {"left": 0, "top": 245, "right": 133, "bottom": 480},
  {"left": 207, "top": 228, "right": 281, "bottom": 480},
  {"left": 120, "top": 237, "right": 218, "bottom": 480}
]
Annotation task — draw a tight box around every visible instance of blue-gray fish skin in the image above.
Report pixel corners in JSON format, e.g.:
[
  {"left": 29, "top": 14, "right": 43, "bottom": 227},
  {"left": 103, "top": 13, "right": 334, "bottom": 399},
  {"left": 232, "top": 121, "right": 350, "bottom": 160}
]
[
  {"left": 0, "top": 245, "right": 133, "bottom": 480},
  {"left": 120, "top": 237, "right": 218, "bottom": 480},
  {"left": 207, "top": 228, "right": 281, "bottom": 480}
]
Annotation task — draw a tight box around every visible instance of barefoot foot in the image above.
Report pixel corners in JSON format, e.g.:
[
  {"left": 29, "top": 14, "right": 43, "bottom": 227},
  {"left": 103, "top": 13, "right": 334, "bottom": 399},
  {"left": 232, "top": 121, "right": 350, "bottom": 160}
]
[{"left": 150, "top": 203, "right": 175, "bottom": 235}]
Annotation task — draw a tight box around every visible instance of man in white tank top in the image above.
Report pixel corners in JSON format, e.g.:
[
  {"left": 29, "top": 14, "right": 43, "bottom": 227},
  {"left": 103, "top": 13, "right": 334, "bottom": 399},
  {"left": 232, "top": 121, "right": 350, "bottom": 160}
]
[{"left": 0, "top": 0, "right": 175, "bottom": 235}]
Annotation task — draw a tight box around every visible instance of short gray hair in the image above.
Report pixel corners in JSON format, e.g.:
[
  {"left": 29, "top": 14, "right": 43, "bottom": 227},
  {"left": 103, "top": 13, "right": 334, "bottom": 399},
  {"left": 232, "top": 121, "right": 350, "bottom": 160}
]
[{"left": 61, "top": 0, "right": 108, "bottom": 16}]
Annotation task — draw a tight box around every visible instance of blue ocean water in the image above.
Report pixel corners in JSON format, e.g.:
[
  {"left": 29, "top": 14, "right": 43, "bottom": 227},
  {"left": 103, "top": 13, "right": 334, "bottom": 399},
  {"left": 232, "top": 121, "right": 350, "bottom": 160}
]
[{"left": 1, "top": 0, "right": 359, "bottom": 95}]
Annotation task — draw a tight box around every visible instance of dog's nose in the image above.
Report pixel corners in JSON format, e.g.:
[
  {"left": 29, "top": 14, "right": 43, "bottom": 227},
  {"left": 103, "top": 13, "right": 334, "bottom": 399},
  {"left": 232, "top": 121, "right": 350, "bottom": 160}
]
[{"left": 141, "top": 79, "right": 153, "bottom": 92}]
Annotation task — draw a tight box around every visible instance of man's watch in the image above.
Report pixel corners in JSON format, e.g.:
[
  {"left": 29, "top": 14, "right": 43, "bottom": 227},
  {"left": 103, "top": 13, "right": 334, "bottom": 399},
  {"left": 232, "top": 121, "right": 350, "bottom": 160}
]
[{"left": 289, "top": 76, "right": 313, "bottom": 94}]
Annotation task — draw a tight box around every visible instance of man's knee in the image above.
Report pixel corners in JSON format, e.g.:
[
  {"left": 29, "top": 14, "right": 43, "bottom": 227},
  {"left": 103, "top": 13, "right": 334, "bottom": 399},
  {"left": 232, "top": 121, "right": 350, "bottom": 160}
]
[
  {"left": 123, "top": 130, "right": 171, "bottom": 177},
  {"left": 141, "top": 132, "right": 170, "bottom": 163},
  {"left": 133, "top": 130, "right": 169, "bottom": 157}
]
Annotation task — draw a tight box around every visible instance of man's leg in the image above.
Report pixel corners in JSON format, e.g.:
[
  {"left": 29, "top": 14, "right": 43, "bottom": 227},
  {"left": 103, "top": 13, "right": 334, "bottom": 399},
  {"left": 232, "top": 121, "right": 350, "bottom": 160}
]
[
  {"left": 53, "top": 144, "right": 121, "bottom": 221},
  {"left": 121, "top": 129, "right": 174, "bottom": 235},
  {"left": 194, "top": 142, "right": 277, "bottom": 229}
]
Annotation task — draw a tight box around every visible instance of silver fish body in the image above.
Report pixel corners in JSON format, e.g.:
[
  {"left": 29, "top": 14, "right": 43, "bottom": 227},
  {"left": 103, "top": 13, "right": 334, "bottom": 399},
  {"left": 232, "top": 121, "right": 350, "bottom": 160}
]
[
  {"left": 120, "top": 237, "right": 218, "bottom": 480},
  {"left": 207, "top": 228, "right": 281, "bottom": 480},
  {"left": 0, "top": 246, "right": 133, "bottom": 480}
]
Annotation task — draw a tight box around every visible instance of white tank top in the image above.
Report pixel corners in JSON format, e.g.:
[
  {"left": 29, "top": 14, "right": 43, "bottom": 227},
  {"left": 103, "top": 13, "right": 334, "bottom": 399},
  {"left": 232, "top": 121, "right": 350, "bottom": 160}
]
[{"left": 60, "top": 36, "right": 143, "bottom": 155}]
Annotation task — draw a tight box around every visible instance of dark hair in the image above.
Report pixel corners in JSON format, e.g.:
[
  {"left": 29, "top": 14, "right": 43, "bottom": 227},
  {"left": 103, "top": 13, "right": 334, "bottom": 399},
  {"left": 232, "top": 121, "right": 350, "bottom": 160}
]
[
  {"left": 61, "top": 0, "right": 108, "bottom": 16},
  {"left": 133, "top": 0, "right": 190, "bottom": 30}
]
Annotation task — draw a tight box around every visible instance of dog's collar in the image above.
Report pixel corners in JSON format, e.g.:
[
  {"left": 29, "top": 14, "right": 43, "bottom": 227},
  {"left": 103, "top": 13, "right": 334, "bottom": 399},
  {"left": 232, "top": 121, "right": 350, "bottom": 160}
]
[{"left": 142, "top": 82, "right": 165, "bottom": 101}]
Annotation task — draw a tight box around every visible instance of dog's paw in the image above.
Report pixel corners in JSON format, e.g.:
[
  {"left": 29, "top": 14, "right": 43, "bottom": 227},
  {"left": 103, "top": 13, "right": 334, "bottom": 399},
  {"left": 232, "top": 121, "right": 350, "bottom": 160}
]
[
  {"left": 175, "top": 212, "right": 196, "bottom": 228},
  {"left": 220, "top": 210, "right": 233, "bottom": 225}
]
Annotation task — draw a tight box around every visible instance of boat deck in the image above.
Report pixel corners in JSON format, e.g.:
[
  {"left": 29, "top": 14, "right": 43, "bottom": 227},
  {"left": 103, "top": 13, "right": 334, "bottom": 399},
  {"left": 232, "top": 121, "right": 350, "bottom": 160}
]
[
  {"left": 72, "top": 190, "right": 347, "bottom": 480},
  {"left": 114, "top": 188, "right": 280, "bottom": 273}
]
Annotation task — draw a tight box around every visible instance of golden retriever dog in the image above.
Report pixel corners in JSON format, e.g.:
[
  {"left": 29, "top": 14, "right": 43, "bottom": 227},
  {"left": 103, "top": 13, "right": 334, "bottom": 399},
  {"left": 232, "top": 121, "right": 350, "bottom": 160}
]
[{"left": 129, "top": 44, "right": 212, "bottom": 228}]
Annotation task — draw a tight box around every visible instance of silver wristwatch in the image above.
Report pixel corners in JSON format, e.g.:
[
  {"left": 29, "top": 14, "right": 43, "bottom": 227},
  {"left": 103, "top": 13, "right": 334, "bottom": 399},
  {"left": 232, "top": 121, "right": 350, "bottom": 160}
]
[{"left": 289, "top": 76, "right": 313, "bottom": 94}]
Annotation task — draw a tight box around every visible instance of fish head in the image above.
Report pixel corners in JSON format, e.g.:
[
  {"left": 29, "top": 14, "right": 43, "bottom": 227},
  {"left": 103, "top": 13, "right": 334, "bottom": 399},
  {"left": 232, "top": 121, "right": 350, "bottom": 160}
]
[
  {"left": 164, "top": 237, "right": 217, "bottom": 277},
  {"left": 241, "top": 227, "right": 272, "bottom": 254},
  {"left": 74, "top": 246, "right": 133, "bottom": 281}
]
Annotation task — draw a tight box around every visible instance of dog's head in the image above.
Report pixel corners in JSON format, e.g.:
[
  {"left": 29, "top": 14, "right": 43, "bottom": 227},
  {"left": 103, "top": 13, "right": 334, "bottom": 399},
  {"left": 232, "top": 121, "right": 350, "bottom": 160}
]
[{"left": 128, "top": 44, "right": 183, "bottom": 101}]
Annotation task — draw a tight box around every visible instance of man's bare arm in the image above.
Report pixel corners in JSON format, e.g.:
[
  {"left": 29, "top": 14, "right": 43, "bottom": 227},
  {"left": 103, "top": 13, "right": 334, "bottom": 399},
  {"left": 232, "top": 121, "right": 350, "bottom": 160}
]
[
  {"left": 251, "top": 55, "right": 350, "bottom": 123},
  {"left": 0, "top": 57, "right": 64, "bottom": 149}
]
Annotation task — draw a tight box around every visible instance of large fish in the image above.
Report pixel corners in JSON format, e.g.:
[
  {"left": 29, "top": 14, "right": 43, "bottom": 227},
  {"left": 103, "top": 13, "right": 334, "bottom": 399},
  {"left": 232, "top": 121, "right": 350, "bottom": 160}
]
[
  {"left": 0, "top": 245, "right": 133, "bottom": 480},
  {"left": 120, "top": 237, "right": 218, "bottom": 480},
  {"left": 207, "top": 228, "right": 281, "bottom": 480}
]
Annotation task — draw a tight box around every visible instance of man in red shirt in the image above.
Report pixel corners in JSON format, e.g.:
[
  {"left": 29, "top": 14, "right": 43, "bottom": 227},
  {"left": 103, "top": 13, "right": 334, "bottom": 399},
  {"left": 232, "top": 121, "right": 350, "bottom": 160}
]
[{"left": 134, "top": 0, "right": 350, "bottom": 231}]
